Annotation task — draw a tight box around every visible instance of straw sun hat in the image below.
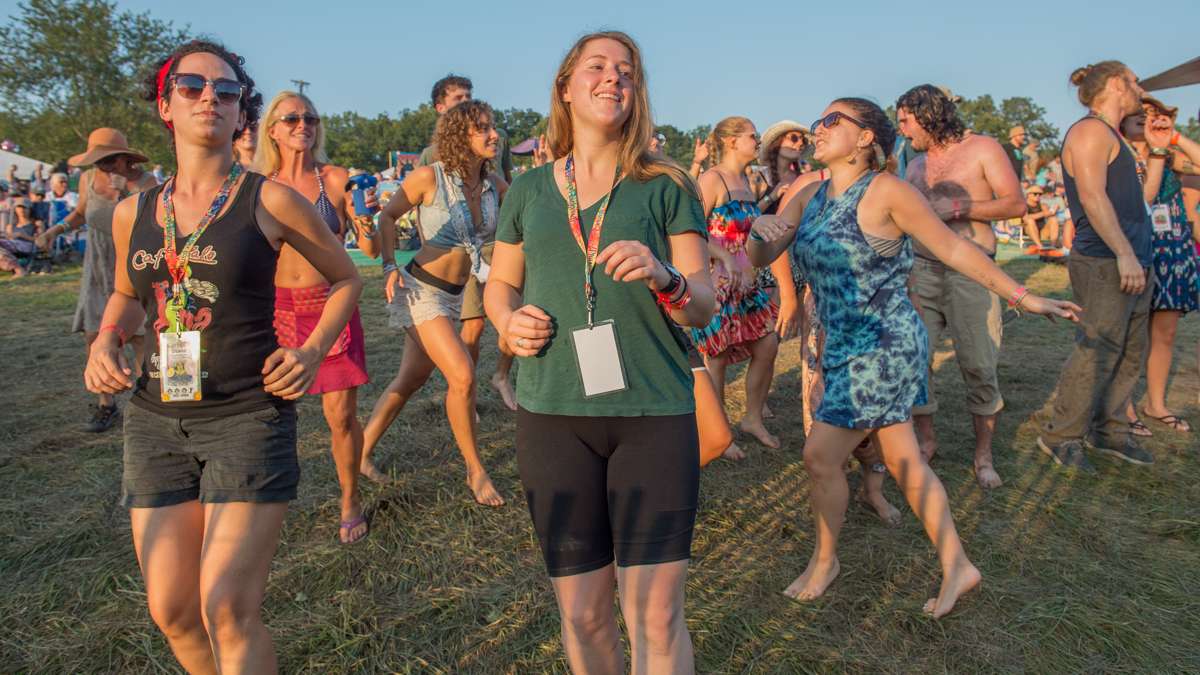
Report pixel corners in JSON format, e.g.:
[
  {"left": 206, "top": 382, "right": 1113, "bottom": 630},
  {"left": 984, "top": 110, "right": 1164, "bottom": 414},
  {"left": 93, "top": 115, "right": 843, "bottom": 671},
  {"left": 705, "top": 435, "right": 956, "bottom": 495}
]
[
  {"left": 758, "top": 120, "right": 810, "bottom": 167},
  {"left": 68, "top": 128, "right": 149, "bottom": 167}
]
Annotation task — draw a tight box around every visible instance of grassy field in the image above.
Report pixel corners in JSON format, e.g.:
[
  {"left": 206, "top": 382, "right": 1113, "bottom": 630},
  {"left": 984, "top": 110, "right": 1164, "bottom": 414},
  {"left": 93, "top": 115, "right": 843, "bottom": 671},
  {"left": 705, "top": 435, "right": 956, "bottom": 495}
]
[{"left": 1, "top": 256, "right": 1198, "bottom": 673}]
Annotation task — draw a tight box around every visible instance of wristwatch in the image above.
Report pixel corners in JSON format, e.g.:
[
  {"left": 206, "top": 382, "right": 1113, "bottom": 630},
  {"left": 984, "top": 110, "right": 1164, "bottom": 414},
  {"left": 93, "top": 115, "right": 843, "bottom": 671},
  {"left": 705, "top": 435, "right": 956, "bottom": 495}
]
[{"left": 658, "top": 262, "right": 683, "bottom": 296}]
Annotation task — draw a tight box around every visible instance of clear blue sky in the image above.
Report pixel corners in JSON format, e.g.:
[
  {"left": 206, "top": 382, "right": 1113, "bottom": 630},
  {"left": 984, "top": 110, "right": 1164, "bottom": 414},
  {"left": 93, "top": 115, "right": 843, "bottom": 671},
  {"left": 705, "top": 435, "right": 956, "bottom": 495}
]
[{"left": 30, "top": 0, "right": 1200, "bottom": 142}]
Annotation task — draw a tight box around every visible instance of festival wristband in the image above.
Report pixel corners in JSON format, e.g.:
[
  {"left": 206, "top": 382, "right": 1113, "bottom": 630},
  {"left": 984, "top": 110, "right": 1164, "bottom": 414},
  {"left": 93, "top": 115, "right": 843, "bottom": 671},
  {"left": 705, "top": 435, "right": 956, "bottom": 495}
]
[
  {"left": 1170, "top": 132, "right": 1181, "bottom": 146},
  {"left": 1008, "top": 285, "right": 1028, "bottom": 309},
  {"left": 655, "top": 277, "right": 692, "bottom": 310},
  {"left": 749, "top": 230, "right": 766, "bottom": 243},
  {"left": 99, "top": 324, "right": 127, "bottom": 345},
  {"left": 382, "top": 261, "right": 398, "bottom": 275}
]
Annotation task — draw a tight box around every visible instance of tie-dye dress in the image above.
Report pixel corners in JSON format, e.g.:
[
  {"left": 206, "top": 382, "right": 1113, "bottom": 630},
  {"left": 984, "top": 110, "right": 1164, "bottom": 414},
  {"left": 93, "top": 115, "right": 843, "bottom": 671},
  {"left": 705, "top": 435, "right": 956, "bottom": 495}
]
[
  {"left": 791, "top": 172, "right": 928, "bottom": 429},
  {"left": 689, "top": 197, "right": 778, "bottom": 363}
]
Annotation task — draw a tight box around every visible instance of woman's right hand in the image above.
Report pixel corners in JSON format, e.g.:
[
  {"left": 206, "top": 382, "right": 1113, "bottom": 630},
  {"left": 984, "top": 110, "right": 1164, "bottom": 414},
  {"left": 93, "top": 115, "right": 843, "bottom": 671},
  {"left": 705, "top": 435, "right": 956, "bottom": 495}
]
[
  {"left": 384, "top": 267, "right": 404, "bottom": 303},
  {"left": 34, "top": 231, "right": 53, "bottom": 251},
  {"left": 750, "top": 214, "right": 792, "bottom": 244},
  {"left": 503, "top": 304, "right": 554, "bottom": 357},
  {"left": 712, "top": 247, "right": 743, "bottom": 290},
  {"left": 84, "top": 333, "right": 133, "bottom": 394}
]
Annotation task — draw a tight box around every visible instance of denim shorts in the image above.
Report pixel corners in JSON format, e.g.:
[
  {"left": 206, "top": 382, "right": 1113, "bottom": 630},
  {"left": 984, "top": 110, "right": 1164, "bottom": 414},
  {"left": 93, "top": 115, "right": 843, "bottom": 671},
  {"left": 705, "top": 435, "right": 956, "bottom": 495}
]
[{"left": 121, "top": 403, "right": 300, "bottom": 508}]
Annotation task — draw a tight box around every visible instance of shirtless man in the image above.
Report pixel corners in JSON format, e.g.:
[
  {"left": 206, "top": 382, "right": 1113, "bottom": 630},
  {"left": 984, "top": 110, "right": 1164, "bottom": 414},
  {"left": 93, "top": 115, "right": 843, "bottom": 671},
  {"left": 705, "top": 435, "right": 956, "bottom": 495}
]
[{"left": 896, "top": 84, "right": 1025, "bottom": 488}]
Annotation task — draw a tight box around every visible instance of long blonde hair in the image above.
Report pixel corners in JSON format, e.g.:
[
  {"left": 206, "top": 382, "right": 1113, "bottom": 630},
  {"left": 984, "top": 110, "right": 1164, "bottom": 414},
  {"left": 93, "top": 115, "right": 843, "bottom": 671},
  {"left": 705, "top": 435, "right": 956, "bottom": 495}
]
[
  {"left": 704, "top": 116, "right": 753, "bottom": 169},
  {"left": 254, "top": 90, "right": 329, "bottom": 175},
  {"left": 546, "top": 31, "right": 694, "bottom": 194}
]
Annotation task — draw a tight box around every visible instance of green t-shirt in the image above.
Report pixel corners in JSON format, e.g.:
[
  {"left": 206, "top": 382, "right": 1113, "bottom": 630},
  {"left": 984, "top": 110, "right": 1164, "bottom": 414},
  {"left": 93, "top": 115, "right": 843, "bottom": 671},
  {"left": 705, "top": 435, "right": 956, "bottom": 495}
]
[{"left": 496, "top": 164, "right": 707, "bottom": 417}]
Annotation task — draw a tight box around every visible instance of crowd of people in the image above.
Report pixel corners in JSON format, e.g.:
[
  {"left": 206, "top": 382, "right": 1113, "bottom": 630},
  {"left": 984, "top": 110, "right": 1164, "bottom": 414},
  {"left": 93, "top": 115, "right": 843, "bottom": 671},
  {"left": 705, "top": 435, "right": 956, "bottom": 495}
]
[{"left": 4, "top": 30, "right": 1197, "bottom": 673}]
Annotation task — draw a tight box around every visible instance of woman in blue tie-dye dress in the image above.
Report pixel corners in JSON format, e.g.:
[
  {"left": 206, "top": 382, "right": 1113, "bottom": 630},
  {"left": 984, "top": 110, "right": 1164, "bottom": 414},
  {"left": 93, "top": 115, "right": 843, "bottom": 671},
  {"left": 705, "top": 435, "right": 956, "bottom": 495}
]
[{"left": 749, "top": 97, "right": 1080, "bottom": 618}]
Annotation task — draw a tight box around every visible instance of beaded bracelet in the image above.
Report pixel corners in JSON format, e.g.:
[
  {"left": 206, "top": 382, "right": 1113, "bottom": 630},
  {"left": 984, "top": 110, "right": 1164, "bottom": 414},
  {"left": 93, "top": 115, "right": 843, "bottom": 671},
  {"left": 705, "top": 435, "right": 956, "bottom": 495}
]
[{"left": 382, "top": 261, "right": 399, "bottom": 275}]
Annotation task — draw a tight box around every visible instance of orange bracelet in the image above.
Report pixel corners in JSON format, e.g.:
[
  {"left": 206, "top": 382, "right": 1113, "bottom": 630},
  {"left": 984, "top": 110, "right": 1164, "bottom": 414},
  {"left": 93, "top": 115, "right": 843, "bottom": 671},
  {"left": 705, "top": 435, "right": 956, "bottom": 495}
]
[
  {"left": 1170, "top": 132, "right": 1181, "bottom": 146},
  {"left": 99, "top": 324, "right": 127, "bottom": 345}
]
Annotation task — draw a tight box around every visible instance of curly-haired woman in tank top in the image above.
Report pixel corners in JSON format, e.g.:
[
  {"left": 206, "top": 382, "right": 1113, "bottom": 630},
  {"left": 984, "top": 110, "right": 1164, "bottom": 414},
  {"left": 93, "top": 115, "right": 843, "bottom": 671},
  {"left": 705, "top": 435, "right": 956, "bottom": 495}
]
[
  {"left": 257, "top": 90, "right": 380, "bottom": 545},
  {"left": 84, "top": 40, "right": 361, "bottom": 672},
  {"left": 360, "top": 100, "right": 507, "bottom": 507}
]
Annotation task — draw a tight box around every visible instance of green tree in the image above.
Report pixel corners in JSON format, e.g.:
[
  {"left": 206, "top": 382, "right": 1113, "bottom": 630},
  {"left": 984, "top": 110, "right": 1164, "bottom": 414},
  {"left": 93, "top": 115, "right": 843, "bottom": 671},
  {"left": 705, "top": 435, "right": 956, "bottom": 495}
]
[
  {"left": 958, "top": 95, "right": 1059, "bottom": 148},
  {"left": 0, "top": 0, "right": 190, "bottom": 166},
  {"left": 1179, "top": 116, "right": 1200, "bottom": 143},
  {"left": 493, "top": 108, "right": 544, "bottom": 145}
]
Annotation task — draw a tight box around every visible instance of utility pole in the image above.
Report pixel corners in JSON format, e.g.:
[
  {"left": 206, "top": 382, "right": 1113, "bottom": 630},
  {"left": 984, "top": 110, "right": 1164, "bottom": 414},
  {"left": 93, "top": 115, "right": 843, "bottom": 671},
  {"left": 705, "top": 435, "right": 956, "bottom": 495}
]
[{"left": 291, "top": 79, "right": 310, "bottom": 94}]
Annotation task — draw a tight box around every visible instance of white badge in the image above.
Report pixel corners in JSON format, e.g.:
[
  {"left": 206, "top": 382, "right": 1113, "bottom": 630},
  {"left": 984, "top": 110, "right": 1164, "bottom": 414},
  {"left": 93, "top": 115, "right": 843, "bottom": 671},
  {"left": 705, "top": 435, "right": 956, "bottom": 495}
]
[
  {"left": 1151, "top": 204, "right": 1171, "bottom": 233},
  {"left": 159, "top": 331, "right": 202, "bottom": 402},
  {"left": 569, "top": 320, "right": 628, "bottom": 398}
]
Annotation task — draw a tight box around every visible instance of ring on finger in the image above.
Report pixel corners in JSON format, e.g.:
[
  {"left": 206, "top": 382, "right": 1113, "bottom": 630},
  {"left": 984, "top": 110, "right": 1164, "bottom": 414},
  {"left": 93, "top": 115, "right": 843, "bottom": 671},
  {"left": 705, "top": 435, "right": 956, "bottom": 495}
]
[{"left": 517, "top": 337, "right": 527, "bottom": 349}]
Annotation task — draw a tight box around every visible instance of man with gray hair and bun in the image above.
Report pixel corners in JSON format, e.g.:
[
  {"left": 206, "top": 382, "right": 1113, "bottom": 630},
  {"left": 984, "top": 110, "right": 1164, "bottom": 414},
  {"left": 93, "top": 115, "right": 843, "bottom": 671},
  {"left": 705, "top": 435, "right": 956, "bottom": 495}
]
[{"left": 895, "top": 84, "right": 1025, "bottom": 489}]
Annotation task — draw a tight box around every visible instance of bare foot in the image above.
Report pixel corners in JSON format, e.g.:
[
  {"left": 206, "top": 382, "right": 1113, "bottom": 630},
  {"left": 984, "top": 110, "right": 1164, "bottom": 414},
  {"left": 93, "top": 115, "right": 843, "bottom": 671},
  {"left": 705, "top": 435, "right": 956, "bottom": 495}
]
[
  {"left": 919, "top": 437, "right": 937, "bottom": 463},
  {"left": 974, "top": 461, "right": 1003, "bottom": 489},
  {"left": 721, "top": 442, "right": 746, "bottom": 461},
  {"left": 857, "top": 487, "right": 902, "bottom": 526},
  {"left": 761, "top": 403, "right": 774, "bottom": 419},
  {"left": 490, "top": 372, "right": 518, "bottom": 412},
  {"left": 923, "top": 559, "right": 981, "bottom": 618},
  {"left": 783, "top": 555, "right": 840, "bottom": 601},
  {"left": 359, "top": 458, "right": 392, "bottom": 484},
  {"left": 739, "top": 419, "right": 780, "bottom": 449},
  {"left": 468, "top": 470, "right": 505, "bottom": 507}
]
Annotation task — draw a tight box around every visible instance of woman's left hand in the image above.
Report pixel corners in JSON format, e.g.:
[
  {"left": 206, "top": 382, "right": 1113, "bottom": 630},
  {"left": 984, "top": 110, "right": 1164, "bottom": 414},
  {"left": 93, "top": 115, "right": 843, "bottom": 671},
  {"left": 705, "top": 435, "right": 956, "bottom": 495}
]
[
  {"left": 261, "top": 346, "right": 323, "bottom": 400},
  {"left": 1145, "top": 113, "right": 1174, "bottom": 149},
  {"left": 1019, "top": 295, "right": 1082, "bottom": 323},
  {"left": 596, "top": 240, "right": 669, "bottom": 290},
  {"left": 363, "top": 186, "right": 380, "bottom": 213}
]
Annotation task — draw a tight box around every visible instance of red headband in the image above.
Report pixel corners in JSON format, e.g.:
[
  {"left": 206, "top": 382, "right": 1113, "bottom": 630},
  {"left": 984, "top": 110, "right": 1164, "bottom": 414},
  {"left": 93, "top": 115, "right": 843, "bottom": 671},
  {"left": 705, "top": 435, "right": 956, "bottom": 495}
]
[{"left": 156, "top": 56, "right": 176, "bottom": 130}]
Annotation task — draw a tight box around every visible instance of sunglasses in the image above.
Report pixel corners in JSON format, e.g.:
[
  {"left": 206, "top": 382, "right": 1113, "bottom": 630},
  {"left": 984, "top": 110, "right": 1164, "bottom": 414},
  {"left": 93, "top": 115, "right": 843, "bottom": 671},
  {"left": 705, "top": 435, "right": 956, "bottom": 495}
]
[
  {"left": 785, "top": 132, "right": 806, "bottom": 144},
  {"left": 170, "top": 73, "right": 245, "bottom": 105},
  {"left": 275, "top": 113, "right": 320, "bottom": 128},
  {"left": 810, "top": 111, "right": 868, "bottom": 134}
]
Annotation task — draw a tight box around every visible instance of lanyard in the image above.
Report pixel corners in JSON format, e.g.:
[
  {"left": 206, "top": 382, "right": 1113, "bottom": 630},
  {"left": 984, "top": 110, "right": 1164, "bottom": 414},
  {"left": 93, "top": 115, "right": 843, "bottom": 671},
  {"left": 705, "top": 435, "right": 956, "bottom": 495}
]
[
  {"left": 564, "top": 154, "right": 620, "bottom": 327},
  {"left": 160, "top": 162, "right": 243, "bottom": 331}
]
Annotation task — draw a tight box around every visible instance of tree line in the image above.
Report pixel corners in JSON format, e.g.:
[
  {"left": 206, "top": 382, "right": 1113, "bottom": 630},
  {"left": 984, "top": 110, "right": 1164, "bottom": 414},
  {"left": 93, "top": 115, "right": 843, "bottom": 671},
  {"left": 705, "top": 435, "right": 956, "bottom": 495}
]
[{"left": 2, "top": 0, "right": 1195, "bottom": 174}]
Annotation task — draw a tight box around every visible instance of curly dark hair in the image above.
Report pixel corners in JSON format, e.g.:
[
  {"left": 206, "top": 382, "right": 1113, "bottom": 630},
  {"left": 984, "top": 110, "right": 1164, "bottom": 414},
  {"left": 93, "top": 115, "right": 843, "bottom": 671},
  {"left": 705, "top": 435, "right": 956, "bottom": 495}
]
[
  {"left": 432, "top": 99, "right": 494, "bottom": 182},
  {"left": 431, "top": 74, "right": 473, "bottom": 107},
  {"left": 895, "top": 85, "right": 965, "bottom": 146},
  {"left": 831, "top": 97, "right": 896, "bottom": 172},
  {"left": 139, "top": 39, "right": 263, "bottom": 144}
]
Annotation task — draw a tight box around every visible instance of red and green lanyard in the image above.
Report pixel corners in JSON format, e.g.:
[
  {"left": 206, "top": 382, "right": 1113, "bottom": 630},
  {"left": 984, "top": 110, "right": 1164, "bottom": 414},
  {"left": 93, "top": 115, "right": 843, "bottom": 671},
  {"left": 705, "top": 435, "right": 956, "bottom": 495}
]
[
  {"left": 160, "top": 162, "right": 243, "bottom": 333},
  {"left": 564, "top": 154, "right": 620, "bottom": 327}
]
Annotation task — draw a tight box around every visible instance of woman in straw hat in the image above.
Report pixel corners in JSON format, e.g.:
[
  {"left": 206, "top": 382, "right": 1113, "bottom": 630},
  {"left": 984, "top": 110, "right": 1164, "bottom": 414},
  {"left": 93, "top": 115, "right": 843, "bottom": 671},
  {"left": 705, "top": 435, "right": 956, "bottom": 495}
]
[{"left": 38, "top": 127, "right": 157, "bottom": 432}]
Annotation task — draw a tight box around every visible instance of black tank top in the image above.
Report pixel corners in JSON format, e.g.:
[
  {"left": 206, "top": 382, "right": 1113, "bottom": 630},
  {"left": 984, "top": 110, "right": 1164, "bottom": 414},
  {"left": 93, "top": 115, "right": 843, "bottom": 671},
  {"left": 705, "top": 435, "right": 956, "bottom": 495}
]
[
  {"left": 127, "top": 172, "right": 290, "bottom": 418},
  {"left": 1063, "top": 118, "right": 1152, "bottom": 266}
]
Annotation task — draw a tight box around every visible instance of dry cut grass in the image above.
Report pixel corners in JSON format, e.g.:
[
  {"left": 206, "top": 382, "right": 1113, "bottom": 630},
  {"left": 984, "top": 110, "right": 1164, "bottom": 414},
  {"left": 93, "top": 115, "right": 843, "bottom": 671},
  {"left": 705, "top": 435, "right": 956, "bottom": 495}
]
[{"left": 0, "top": 256, "right": 1198, "bottom": 673}]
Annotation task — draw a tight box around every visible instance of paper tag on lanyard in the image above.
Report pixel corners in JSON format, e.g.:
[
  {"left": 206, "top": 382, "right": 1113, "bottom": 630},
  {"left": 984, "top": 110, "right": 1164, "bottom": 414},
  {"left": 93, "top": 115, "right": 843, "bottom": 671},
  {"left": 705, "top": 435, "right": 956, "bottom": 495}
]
[
  {"left": 1150, "top": 204, "right": 1171, "bottom": 233},
  {"left": 570, "top": 320, "right": 628, "bottom": 397},
  {"left": 159, "top": 330, "right": 202, "bottom": 402}
]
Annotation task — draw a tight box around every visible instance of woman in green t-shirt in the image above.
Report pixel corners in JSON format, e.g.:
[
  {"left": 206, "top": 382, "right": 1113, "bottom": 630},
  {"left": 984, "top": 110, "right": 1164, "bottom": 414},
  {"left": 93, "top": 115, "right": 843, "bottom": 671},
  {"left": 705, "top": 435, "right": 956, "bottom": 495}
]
[{"left": 485, "top": 31, "right": 715, "bottom": 674}]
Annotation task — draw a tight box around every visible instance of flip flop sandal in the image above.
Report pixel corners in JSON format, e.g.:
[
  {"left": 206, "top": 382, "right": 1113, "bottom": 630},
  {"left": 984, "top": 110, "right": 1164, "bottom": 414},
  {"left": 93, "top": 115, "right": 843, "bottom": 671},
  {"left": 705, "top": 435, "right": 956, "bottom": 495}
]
[
  {"left": 1129, "top": 420, "right": 1153, "bottom": 437},
  {"left": 1143, "top": 413, "right": 1191, "bottom": 433},
  {"left": 339, "top": 515, "right": 369, "bottom": 545}
]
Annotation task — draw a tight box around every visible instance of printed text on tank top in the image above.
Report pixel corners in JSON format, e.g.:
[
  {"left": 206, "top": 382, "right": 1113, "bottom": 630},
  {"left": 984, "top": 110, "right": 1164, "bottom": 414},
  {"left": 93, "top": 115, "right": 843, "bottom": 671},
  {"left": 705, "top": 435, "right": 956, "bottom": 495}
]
[{"left": 270, "top": 164, "right": 342, "bottom": 234}]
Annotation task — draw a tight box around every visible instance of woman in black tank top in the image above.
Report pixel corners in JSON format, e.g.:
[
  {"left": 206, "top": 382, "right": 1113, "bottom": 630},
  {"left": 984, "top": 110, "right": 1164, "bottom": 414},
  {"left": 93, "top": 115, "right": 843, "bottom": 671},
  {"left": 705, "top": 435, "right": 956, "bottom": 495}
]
[{"left": 82, "top": 40, "right": 361, "bottom": 674}]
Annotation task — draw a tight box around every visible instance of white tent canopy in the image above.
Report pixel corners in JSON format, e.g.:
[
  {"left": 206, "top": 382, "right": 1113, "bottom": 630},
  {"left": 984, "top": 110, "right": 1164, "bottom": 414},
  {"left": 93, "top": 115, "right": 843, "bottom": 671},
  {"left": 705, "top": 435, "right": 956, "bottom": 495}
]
[{"left": 0, "top": 148, "right": 53, "bottom": 183}]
